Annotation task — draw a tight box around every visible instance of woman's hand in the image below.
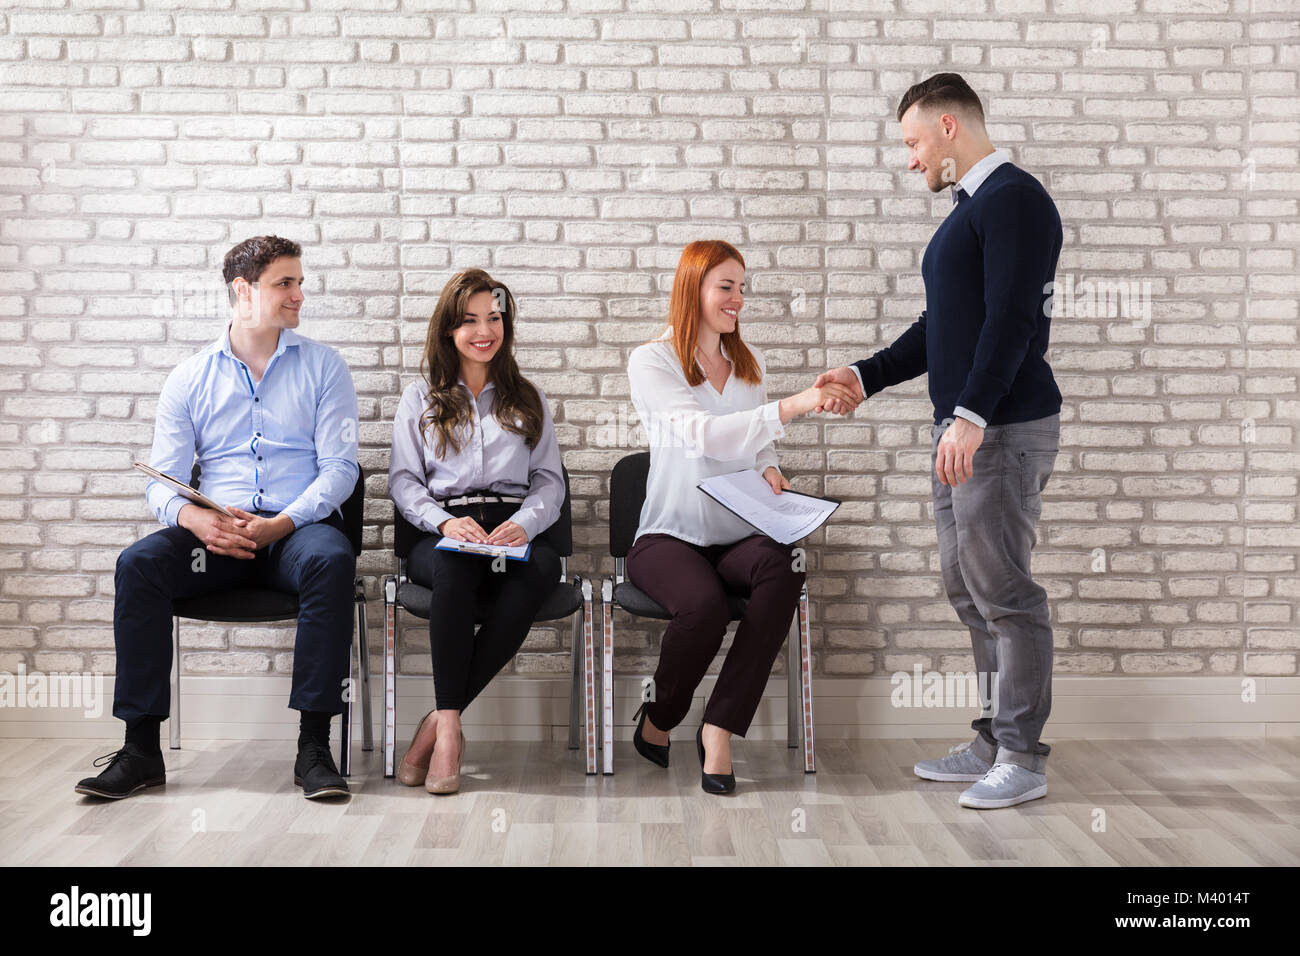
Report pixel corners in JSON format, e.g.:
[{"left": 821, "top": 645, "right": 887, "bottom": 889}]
[
  {"left": 811, "top": 381, "right": 859, "bottom": 415},
  {"left": 812, "top": 367, "right": 865, "bottom": 414},
  {"left": 438, "top": 515, "right": 489, "bottom": 543},
  {"left": 486, "top": 520, "right": 530, "bottom": 547},
  {"left": 778, "top": 381, "right": 859, "bottom": 423},
  {"left": 761, "top": 466, "right": 792, "bottom": 495}
]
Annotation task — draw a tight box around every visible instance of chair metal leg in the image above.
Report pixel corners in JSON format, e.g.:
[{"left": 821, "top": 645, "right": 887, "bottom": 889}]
[
  {"left": 341, "top": 642, "right": 353, "bottom": 776},
  {"left": 169, "top": 616, "right": 181, "bottom": 750},
  {"left": 355, "top": 576, "right": 373, "bottom": 752},
  {"left": 568, "top": 577, "right": 583, "bottom": 751},
  {"left": 582, "top": 578, "right": 597, "bottom": 775},
  {"left": 798, "top": 584, "right": 815, "bottom": 773},
  {"left": 342, "top": 585, "right": 361, "bottom": 776},
  {"left": 601, "top": 578, "right": 614, "bottom": 775},
  {"left": 383, "top": 575, "right": 397, "bottom": 778},
  {"left": 787, "top": 612, "right": 799, "bottom": 749}
]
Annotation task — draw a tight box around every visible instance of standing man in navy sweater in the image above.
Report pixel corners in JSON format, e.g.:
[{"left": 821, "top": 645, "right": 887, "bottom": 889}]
[{"left": 818, "top": 73, "right": 1063, "bottom": 809}]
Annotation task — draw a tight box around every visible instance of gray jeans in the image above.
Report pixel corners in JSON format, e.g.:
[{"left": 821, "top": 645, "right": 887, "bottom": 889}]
[{"left": 930, "top": 413, "right": 1060, "bottom": 773}]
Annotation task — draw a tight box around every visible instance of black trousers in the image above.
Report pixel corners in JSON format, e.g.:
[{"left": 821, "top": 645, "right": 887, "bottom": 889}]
[
  {"left": 112, "top": 510, "right": 355, "bottom": 723},
  {"left": 408, "top": 501, "right": 561, "bottom": 712}
]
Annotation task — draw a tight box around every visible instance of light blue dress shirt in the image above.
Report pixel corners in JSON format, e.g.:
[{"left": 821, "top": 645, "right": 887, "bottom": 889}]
[
  {"left": 145, "top": 325, "right": 360, "bottom": 529},
  {"left": 388, "top": 377, "right": 564, "bottom": 542}
]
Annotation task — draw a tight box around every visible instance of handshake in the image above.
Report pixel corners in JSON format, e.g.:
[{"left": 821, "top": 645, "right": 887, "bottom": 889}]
[{"left": 805, "top": 367, "right": 864, "bottom": 417}]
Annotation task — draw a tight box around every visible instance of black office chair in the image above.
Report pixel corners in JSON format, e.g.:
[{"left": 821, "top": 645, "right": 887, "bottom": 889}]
[
  {"left": 381, "top": 466, "right": 597, "bottom": 777},
  {"left": 169, "top": 465, "right": 373, "bottom": 776},
  {"left": 601, "top": 452, "right": 815, "bottom": 775}
]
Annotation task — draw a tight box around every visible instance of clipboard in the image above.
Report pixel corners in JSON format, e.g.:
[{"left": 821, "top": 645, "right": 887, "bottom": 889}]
[
  {"left": 435, "top": 537, "right": 533, "bottom": 562},
  {"left": 696, "top": 470, "right": 841, "bottom": 546},
  {"left": 133, "top": 461, "right": 237, "bottom": 518}
]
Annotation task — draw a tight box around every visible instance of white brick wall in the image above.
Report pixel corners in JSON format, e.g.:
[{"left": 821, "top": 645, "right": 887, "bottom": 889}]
[{"left": 1, "top": 1, "right": 1297, "bottom": 686}]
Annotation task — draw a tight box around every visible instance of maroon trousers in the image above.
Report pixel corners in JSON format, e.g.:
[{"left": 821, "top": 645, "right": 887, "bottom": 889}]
[{"left": 626, "top": 532, "right": 805, "bottom": 737}]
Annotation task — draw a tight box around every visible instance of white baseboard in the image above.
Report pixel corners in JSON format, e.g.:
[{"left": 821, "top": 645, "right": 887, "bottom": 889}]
[{"left": 2, "top": 674, "right": 1296, "bottom": 740}]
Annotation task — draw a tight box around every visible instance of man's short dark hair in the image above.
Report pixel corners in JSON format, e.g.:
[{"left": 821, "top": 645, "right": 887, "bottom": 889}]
[
  {"left": 222, "top": 235, "right": 302, "bottom": 305},
  {"left": 896, "top": 72, "right": 985, "bottom": 124}
]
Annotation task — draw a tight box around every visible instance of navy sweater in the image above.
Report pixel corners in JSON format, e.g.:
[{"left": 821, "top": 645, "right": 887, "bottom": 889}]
[{"left": 853, "top": 162, "right": 1063, "bottom": 426}]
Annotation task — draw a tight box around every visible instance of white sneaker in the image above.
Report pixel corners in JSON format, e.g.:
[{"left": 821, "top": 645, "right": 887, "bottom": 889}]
[
  {"left": 958, "top": 762, "right": 1047, "bottom": 810},
  {"left": 913, "top": 740, "right": 994, "bottom": 782}
]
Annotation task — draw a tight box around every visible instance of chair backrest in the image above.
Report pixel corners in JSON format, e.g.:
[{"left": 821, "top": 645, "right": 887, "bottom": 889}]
[
  {"left": 340, "top": 469, "right": 364, "bottom": 557},
  {"left": 609, "top": 452, "right": 650, "bottom": 558},
  {"left": 392, "top": 465, "right": 575, "bottom": 561},
  {"left": 190, "top": 462, "right": 365, "bottom": 557}
]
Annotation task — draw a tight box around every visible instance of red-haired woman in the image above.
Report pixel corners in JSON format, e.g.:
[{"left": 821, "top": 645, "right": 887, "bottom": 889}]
[
  {"left": 626, "top": 240, "right": 855, "bottom": 793},
  {"left": 389, "top": 269, "right": 564, "bottom": 794}
]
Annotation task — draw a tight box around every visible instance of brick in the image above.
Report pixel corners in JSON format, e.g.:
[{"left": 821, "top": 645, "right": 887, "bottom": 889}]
[{"left": 0, "top": 5, "right": 1292, "bottom": 683}]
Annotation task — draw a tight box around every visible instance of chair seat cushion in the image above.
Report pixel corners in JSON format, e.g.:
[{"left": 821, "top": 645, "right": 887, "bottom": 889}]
[
  {"left": 173, "top": 588, "right": 299, "bottom": 623},
  {"left": 397, "top": 580, "right": 583, "bottom": 623},
  {"left": 612, "top": 581, "right": 749, "bottom": 621}
]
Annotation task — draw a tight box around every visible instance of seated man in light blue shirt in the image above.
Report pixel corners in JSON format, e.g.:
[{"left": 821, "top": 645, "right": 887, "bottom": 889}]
[{"left": 75, "top": 235, "right": 361, "bottom": 801}]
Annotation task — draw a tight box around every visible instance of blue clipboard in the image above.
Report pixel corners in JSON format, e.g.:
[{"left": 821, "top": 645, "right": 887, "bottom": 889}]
[{"left": 434, "top": 537, "right": 533, "bottom": 561}]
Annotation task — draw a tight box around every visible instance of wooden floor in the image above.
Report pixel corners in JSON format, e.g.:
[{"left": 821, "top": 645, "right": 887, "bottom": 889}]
[{"left": 2, "top": 736, "right": 1297, "bottom": 866}]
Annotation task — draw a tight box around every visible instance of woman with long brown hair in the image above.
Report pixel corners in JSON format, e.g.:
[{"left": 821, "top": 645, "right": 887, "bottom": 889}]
[
  {"left": 388, "top": 268, "right": 564, "bottom": 794},
  {"left": 625, "top": 240, "right": 855, "bottom": 794}
]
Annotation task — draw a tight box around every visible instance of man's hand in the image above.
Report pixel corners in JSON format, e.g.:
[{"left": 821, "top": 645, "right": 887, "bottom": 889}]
[
  {"left": 812, "top": 367, "right": 865, "bottom": 414},
  {"left": 935, "top": 416, "right": 985, "bottom": 486},
  {"left": 761, "top": 466, "right": 792, "bottom": 495},
  {"left": 179, "top": 504, "right": 258, "bottom": 559},
  {"left": 226, "top": 507, "right": 295, "bottom": 550},
  {"left": 486, "top": 520, "right": 529, "bottom": 547}
]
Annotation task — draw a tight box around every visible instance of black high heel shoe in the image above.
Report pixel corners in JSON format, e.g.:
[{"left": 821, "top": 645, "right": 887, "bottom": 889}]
[
  {"left": 696, "top": 725, "right": 736, "bottom": 794},
  {"left": 632, "top": 702, "right": 670, "bottom": 768}
]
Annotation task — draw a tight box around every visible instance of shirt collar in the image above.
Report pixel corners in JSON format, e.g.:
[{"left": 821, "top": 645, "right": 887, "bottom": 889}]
[
  {"left": 457, "top": 376, "right": 495, "bottom": 396},
  {"left": 216, "top": 323, "right": 299, "bottom": 359},
  {"left": 955, "top": 148, "right": 1011, "bottom": 201},
  {"left": 653, "top": 326, "right": 732, "bottom": 369},
  {"left": 694, "top": 337, "right": 731, "bottom": 377}
]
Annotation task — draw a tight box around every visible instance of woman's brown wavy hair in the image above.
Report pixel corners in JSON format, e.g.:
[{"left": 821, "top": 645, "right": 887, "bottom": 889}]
[
  {"left": 418, "top": 268, "right": 545, "bottom": 458},
  {"left": 665, "top": 240, "right": 761, "bottom": 386}
]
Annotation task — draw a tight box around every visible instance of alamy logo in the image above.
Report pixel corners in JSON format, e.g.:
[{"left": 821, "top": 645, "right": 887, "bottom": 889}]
[
  {"left": 889, "top": 665, "right": 999, "bottom": 717},
  {"left": 49, "top": 886, "right": 151, "bottom": 936},
  {"left": 0, "top": 665, "right": 104, "bottom": 718},
  {"left": 1043, "top": 274, "right": 1152, "bottom": 326}
]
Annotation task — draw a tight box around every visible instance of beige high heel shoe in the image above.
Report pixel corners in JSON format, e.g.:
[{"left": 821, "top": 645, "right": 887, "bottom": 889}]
[
  {"left": 425, "top": 729, "right": 465, "bottom": 795},
  {"left": 396, "top": 710, "right": 436, "bottom": 787}
]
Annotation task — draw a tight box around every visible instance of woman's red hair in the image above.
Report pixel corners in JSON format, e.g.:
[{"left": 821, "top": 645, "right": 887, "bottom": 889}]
[{"left": 666, "top": 240, "right": 761, "bottom": 387}]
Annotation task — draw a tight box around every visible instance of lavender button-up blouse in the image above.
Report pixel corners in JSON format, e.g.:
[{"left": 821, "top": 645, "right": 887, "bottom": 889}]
[{"left": 388, "top": 377, "right": 564, "bottom": 541}]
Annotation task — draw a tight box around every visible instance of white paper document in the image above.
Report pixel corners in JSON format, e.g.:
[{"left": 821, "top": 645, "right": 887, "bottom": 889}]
[
  {"left": 434, "top": 537, "right": 532, "bottom": 562},
  {"left": 696, "top": 469, "right": 840, "bottom": 545}
]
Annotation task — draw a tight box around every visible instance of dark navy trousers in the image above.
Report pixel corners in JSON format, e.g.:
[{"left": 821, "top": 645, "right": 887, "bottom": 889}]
[{"left": 112, "top": 511, "right": 355, "bottom": 724}]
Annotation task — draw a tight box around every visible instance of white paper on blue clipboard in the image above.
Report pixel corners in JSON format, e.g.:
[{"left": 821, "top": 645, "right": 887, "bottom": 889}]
[{"left": 434, "top": 537, "right": 533, "bottom": 562}]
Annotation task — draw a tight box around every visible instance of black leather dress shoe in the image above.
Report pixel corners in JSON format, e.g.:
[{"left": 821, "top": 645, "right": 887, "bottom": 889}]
[
  {"left": 696, "top": 725, "right": 736, "bottom": 795},
  {"left": 74, "top": 744, "right": 166, "bottom": 799},
  {"left": 632, "top": 702, "right": 670, "bottom": 768},
  {"left": 294, "top": 739, "right": 349, "bottom": 799}
]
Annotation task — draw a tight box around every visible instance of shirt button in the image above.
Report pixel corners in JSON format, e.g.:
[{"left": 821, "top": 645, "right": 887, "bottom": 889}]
[
  {"left": 257, "top": 456, "right": 262, "bottom": 461},
  {"left": 254, "top": 397, "right": 259, "bottom": 403}
]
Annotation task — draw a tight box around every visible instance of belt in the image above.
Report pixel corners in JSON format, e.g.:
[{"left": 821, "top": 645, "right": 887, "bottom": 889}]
[{"left": 438, "top": 494, "right": 525, "bottom": 508}]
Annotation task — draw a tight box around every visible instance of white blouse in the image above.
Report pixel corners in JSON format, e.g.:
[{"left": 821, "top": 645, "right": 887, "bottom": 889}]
[{"left": 627, "top": 329, "right": 784, "bottom": 547}]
